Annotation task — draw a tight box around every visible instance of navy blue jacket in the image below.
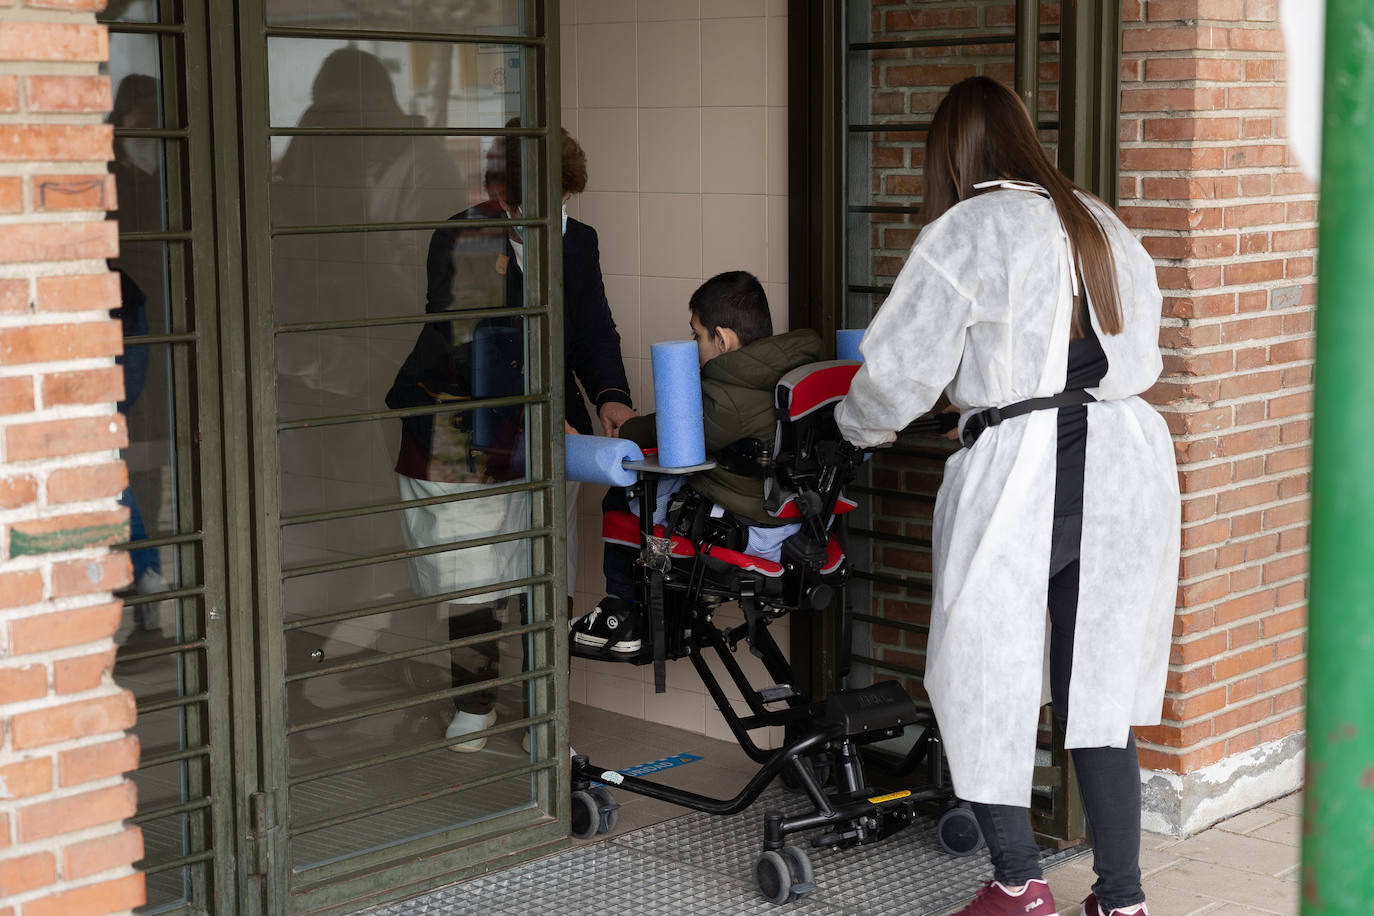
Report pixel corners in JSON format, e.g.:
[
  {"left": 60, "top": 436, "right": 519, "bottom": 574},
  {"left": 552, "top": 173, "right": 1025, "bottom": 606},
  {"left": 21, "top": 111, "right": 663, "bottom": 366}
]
[{"left": 388, "top": 200, "right": 633, "bottom": 481}]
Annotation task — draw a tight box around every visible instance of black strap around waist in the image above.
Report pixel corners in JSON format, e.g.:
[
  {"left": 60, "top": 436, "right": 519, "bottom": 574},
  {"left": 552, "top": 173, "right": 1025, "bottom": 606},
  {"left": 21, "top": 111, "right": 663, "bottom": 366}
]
[{"left": 959, "top": 389, "right": 1097, "bottom": 448}]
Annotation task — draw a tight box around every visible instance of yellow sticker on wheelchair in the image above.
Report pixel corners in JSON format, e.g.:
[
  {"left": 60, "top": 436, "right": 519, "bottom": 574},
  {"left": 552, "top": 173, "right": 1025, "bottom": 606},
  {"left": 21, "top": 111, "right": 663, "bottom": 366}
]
[{"left": 867, "top": 789, "right": 912, "bottom": 805}]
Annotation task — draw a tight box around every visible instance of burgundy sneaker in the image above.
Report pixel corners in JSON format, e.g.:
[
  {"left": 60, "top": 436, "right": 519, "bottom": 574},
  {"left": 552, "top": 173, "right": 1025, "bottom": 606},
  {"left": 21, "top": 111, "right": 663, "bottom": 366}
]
[
  {"left": 1081, "top": 894, "right": 1147, "bottom": 916},
  {"left": 952, "top": 879, "right": 1058, "bottom": 916}
]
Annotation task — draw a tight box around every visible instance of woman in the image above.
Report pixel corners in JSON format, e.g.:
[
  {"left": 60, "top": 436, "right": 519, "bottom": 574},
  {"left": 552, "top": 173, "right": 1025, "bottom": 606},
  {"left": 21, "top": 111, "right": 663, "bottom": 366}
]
[
  {"left": 388, "top": 126, "right": 635, "bottom": 751},
  {"left": 836, "top": 77, "right": 1179, "bottom": 916}
]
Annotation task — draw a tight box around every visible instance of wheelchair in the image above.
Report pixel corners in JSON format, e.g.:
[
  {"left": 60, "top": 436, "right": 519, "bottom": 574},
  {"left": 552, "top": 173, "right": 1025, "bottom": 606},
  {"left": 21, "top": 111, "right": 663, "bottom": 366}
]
[{"left": 569, "top": 359, "right": 982, "bottom": 905}]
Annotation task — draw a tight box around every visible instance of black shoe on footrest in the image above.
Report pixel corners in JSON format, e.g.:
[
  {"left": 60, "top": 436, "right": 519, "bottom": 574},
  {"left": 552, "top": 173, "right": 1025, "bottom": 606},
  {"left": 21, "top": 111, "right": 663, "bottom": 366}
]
[
  {"left": 822, "top": 681, "right": 918, "bottom": 738},
  {"left": 572, "top": 596, "right": 643, "bottom": 658}
]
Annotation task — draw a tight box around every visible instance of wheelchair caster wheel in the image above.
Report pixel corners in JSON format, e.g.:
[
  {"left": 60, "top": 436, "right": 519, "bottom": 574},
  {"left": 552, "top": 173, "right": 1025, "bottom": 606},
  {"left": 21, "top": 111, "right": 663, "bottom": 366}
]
[
  {"left": 754, "top": 846, "right": 816, "bottom": 905},
  {"left": 590, "top": 786, "right": 620, "bottom": 833},
  {"left": 571, "top": 790, "right": 599, "bottom": 839},
  {"left": 937, "top": 805, "right": 985, "bottom": 856},
  {"left": 571, "top": 791, "right": 621, "bottom": 845},
  {"left": 571, "top": 787, "right": 620, "bottom": 839}
]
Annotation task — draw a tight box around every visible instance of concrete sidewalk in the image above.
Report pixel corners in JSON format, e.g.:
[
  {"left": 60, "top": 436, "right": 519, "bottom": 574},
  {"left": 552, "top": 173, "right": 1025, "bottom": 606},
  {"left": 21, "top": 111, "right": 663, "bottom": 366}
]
[{"left": 1042, "top": 792, "right": 1302, "bottom": 915}]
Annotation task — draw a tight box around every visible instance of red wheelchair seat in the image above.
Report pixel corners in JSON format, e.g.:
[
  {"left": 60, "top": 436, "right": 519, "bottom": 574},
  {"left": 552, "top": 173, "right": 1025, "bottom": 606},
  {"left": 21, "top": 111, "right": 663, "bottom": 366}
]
[
  {"left": 700, "top": 544, "right": 784, "bottom": 577},
  {"left": 601, "top": 509, "right": 696, "bottom": 558}
]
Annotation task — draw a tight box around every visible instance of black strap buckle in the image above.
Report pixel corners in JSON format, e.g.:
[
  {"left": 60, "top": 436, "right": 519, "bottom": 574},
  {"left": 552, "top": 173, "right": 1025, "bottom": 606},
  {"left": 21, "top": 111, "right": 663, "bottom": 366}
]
[
  {"left": 959, "top": 391, "right": 1096, "bottom": 448},
  {"left": 960, "top": 405, "right": 1002, "bottom": 448}
]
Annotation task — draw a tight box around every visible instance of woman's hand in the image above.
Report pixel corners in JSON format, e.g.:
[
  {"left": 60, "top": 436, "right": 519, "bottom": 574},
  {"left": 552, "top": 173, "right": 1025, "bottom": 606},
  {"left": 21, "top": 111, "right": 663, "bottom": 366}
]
[
  {"left": 599, "top": 402, "right": 636, "bottom": 438},
  {"left": 942, "top": 403, "right": 962, "bottom": 440},
  {"left": 564, "top": 420, "right": 578, "bottom": 436}
]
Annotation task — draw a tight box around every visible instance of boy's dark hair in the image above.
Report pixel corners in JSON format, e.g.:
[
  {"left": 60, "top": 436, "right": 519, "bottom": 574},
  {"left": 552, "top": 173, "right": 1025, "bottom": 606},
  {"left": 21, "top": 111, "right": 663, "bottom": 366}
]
[{"left": 689, "top": 271, "right": 773, "bottom": 348}]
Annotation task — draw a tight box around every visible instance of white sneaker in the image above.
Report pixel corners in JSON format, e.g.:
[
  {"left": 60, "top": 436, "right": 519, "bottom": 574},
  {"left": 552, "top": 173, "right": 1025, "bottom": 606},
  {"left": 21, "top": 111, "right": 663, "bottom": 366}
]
[
  {"left": 134, "top": 569, "right": 170, "bottom": 595},
  {"left": 445, "top": 710, "right": 497, "bottom": 752}
]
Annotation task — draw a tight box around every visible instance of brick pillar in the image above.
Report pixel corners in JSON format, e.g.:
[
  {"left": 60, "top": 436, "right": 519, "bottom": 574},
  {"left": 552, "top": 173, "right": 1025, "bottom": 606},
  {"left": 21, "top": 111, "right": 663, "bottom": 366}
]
[
  {"left": 1120, "top": 0, "right": 1313, "bottom": 834},
  {"left": 0, "top": 4, "right": 145, "bottom": 915}
]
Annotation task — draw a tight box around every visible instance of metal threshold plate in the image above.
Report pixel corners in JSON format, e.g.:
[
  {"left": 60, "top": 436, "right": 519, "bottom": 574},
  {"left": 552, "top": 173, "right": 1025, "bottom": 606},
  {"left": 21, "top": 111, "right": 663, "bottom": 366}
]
[{"left": 359, "top": 786, "right": 1088, "bottom": 915}]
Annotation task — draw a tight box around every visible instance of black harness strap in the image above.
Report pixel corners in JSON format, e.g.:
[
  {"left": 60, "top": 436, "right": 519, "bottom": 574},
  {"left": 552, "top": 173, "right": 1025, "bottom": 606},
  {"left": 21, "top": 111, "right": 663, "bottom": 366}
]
[{"left": 960, "top": 389, "right": 1097, "bottom": 448}]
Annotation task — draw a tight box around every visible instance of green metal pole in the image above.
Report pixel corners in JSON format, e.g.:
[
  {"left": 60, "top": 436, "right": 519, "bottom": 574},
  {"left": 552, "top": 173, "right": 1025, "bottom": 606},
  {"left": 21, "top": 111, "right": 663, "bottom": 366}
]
[{"left": 1301, "top": 2, "right": 1374, "bottom": 913}]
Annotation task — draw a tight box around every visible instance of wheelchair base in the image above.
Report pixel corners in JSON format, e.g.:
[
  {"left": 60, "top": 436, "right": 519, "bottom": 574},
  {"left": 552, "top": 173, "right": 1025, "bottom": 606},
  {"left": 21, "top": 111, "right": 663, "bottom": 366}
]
[{"left": 570, "top": 706, "right": 967, "bottom": 905}]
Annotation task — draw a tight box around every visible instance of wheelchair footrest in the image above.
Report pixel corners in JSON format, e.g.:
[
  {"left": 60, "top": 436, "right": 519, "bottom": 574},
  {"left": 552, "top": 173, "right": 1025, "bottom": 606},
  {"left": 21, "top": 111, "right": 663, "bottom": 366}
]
[
  {"left": 821, "top": 681, "right": 919, "bottom": 738},
  {"left": 756, "top": 684, "right": 799, "bottom": 703}
]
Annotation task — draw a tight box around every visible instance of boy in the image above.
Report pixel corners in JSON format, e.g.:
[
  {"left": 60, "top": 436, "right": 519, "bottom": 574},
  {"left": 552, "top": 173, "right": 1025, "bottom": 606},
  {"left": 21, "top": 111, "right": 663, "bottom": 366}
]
[{"left": 574, "top": 271, "right": 822, "bottom": 655}]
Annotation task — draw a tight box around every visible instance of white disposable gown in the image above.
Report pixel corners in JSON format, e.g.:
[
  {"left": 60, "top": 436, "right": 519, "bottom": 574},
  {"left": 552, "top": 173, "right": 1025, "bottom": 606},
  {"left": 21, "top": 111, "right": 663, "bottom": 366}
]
[{"left": 836, "top": 184, "right": 1180, "bottom": 807}]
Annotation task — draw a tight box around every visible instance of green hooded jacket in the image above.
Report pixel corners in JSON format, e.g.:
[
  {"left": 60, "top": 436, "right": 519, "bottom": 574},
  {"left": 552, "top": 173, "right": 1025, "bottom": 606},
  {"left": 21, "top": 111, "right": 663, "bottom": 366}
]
[{"left": 618, "top": 328, "right": 824, "bottom": 526}]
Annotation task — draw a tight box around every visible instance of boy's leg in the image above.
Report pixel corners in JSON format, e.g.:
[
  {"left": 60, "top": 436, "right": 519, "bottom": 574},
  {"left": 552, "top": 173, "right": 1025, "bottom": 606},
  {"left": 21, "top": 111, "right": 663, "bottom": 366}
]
[
  {"left": 566, "top": 480, "right": 581, "bottom": 597},
  {"left": 600, "top": 486, "right": 638, "bottom": 602}
]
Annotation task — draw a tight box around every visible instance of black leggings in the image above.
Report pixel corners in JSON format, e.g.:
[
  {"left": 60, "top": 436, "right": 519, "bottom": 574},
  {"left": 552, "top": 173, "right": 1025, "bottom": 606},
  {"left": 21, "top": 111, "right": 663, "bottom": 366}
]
[
  {"left": 448, "top": 594, "right": 530, "bottom": 716},
  {"left": 969, "top": 518, "right": 1145, "bottom": 913}
]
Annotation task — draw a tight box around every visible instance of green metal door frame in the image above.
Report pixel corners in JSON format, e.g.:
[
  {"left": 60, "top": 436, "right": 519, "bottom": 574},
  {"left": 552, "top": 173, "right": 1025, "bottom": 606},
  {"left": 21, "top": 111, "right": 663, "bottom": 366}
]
[
  {"left": 786, "top": 0, "right": 1121, "bottom": 846},
  {"left": 785, "top": 0, "right": 846, "bottom": 700},
  {"left": 195, "top": 2, "right": 573, "bottom": 913},
  {"left": 1060, "top": 0, "right": 1123, "bottom": 207}
]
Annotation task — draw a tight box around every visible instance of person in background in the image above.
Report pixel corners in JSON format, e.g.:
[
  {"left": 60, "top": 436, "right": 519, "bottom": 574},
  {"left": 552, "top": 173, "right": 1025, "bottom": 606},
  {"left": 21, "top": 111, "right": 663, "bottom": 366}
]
[
  {"left": 108, "top": 74, "right": 170, "bottom": 644},
  {"left": 836, "top": 77, "right": 1179, "bottom": 916},
  {"left": 388, "top": 126, "right": 635, "bottom": 751}
]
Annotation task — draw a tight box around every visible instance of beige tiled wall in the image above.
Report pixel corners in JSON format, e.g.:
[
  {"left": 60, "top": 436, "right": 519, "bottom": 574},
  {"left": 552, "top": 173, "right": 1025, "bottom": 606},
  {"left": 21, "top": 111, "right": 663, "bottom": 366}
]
[{"left": 562, "top": 0, "right": 790, "bottom": 744}]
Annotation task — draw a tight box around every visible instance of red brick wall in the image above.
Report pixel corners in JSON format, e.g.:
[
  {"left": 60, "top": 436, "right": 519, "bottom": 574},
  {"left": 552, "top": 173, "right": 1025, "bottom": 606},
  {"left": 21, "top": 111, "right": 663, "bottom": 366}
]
[
  {"left": 0, "top": 3, "right": 145, "bottom": 914},
  {"left": 1120, "top": 0, "right": 1312, "bottom": 775}
]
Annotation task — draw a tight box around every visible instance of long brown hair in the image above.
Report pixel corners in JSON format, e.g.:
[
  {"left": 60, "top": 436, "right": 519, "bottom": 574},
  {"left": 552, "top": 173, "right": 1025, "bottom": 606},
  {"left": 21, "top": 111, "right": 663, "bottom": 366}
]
[{"left": 923, "top": 76, "right": 1122, "bottom": 337}]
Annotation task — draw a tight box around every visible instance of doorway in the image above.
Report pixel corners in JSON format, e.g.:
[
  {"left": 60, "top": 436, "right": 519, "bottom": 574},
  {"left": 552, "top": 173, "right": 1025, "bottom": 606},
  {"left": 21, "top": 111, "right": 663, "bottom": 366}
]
[
  {"left": 107, "top": 2, "right": 570, "bottom": 913},
  {"left": 787, "top": 0, "right": 1120, "bottom": 844}
]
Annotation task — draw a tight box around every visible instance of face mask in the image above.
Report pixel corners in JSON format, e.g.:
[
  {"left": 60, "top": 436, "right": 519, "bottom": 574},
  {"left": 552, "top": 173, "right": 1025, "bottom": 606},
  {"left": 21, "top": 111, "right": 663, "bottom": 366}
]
[{"left": 120, "top": 139, "right": 160, "bottom": 176}]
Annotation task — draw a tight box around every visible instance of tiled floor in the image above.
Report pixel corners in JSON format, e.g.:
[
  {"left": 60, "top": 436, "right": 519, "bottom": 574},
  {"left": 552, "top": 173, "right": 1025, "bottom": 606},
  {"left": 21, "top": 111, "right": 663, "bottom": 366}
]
[{"left": 1041, "top": 793, "right": 1302, "bottom": 916}]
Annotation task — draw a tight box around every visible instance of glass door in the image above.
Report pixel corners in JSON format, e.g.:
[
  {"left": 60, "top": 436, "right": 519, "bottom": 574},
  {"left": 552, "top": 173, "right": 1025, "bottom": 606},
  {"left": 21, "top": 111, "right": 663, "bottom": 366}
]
[
  {"left": 102, "top": 2, "right": 239, "bottom": 913},
  {"left": 234, "top": 1, "right": 570, "bottom": 912}
]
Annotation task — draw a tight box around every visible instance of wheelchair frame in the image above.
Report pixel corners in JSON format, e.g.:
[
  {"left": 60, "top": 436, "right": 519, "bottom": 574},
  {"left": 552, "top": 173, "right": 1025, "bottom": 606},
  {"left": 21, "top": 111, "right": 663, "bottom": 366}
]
[{"left": 569, "top": 364, "right": 982, "bottom": 904}]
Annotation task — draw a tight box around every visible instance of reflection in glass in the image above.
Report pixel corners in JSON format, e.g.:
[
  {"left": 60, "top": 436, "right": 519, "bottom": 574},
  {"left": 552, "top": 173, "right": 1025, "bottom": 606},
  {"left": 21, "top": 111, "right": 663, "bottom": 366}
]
[
  {"left": 115, "top": 637, "right": 207, "bottom": 911},
  {"left": 105, "top": 24, "right": 204, "bottom": 912},
  {"left": 282, "top": 566, "right": 536, "bottom": 867},
  {"left": 108, "top": 33, "right": 180, "bottom": 622},
  {"left": 265, "top": 0, "right": 522, "bottom": 38},
  {"left": 99, "top": 1, "right": 160, "bottom": 27},
  {"left": 291, "top": 774, "right": 532, "bottom": 869},
  {"left": 267, "top": 38, "right": 525, "bottom": 147},
  {"left": 269, "top": 41, "right": 543, "bottom": 872}
]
